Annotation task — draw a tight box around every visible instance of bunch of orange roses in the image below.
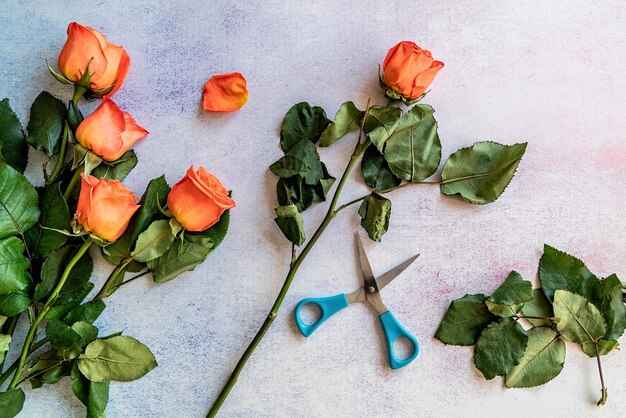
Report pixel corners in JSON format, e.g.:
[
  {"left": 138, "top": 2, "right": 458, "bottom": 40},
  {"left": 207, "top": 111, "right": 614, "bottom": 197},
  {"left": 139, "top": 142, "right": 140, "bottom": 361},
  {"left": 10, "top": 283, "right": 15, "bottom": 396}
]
[{"left": 0, "top": 22, "right": 234, "bottom": 417}]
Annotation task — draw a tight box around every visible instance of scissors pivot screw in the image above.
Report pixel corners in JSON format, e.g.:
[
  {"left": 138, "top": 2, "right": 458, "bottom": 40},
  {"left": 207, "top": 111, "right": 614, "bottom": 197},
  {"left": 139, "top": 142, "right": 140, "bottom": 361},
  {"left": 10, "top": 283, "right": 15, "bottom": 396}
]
[{"left": 368, "top": 286, "right": 376, "bottom": 293}]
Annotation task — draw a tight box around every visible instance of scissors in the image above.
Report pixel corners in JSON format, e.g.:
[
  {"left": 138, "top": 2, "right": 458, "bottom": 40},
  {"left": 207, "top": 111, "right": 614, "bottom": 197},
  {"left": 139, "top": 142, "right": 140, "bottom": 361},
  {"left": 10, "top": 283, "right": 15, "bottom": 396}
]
[{"left": 295, "top": 233, "right": 420, "bottom": 369}]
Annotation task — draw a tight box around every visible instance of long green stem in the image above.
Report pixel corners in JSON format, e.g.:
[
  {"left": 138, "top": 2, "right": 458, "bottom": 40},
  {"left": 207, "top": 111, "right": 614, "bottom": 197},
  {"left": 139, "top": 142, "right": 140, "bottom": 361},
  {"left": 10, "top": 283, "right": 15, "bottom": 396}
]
[
  {"left": 207, "top": 116, "right": 370, "bottom": 417},
  {"left": 63, "top": 164, "right": 83, "bottom": 200},
  {"left": 0, "top": 338, "right": 49, "bottom": 386},
  {"left": 595, "top": 342, "right": 607, "bottom": 406},
  {"left": 7, "top": 238, "right": 92, "bottom": 389},
  {"left": 49, "top": 86, "right": 85, "bottom": 184}
]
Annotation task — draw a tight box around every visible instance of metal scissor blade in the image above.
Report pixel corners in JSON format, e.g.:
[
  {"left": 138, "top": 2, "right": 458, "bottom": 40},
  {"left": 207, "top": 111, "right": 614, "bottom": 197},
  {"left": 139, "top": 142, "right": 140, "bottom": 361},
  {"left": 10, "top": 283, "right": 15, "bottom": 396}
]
[
  {"left": 356, "top": 233, "right": 376, "bottom": 287},
  {"left": 376, "top": 253, "right": 420, "bottom": 290}
]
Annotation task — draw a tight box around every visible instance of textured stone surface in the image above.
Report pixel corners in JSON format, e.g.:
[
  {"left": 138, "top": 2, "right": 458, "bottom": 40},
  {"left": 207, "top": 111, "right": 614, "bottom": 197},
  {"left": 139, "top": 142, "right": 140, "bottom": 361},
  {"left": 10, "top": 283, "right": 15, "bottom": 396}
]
[{"left": 1, "top": 0, "right": 625, "bottom": 417}]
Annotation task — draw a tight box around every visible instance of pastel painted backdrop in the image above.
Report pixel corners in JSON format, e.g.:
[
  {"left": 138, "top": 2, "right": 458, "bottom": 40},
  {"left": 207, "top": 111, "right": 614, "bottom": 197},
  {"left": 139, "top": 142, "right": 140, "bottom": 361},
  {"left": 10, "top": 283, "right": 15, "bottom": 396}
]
[{"left": 1, "top": 1, "right": 624, "bottom": 417}]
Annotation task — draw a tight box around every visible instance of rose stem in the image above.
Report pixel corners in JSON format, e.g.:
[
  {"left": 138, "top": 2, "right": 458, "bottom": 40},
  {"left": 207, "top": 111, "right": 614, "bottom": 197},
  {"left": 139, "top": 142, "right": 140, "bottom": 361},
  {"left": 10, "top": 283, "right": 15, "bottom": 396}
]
[
  {"left": 63, "top": 164, "right": 83, "bottom": 200},
  {"left": 49, "top": 85, "right": 86, "bottom": 184},
  {"left": 7, "top": 238, "right": 92, "bottom": 389},
  {"left": 207, "top": 100, "right": 372, "bottom": 417}
]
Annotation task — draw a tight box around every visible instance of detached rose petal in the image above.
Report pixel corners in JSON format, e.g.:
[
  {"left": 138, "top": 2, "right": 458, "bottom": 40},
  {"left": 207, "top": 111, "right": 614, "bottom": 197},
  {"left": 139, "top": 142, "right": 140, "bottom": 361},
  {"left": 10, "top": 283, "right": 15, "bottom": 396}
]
[
  {"left": 75, "top": 99, "right": 148, "bottom": 161},
  {"left": 58, "top": 22, "right": 130, "bottom": 97},
  {"left": 76, "top": 174, "right": 140, "bottom": 242},
  {"left": 167, "top": 166, "right": 236, "bottom": 231},
  {"left": 202, "top": 72, "right": 248, "bottom": 112}
]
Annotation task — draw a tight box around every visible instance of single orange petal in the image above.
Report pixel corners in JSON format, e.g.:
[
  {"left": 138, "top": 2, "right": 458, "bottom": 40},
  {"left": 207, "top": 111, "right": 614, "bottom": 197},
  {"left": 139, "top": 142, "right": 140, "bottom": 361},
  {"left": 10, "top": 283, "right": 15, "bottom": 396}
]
[{"left": 202, "top": 72, "right": 248, "bottom": 112}]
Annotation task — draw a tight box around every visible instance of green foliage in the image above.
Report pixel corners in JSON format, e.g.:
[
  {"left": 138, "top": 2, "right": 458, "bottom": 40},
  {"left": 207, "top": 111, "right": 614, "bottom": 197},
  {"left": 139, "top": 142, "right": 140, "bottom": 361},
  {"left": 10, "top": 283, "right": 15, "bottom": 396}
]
[
  {"left": 435, "top": 294, "right": 494, "bottom": 346},
  {"left": 357, "top": 193, "right": 391, "bottom": 242},
  {"left": 0, "top": 388, "right": 25, "bottom": 418},
  {"left": 270, "top": 139, "right": 324, "bottom": 185},
  {"left": 274, "top": 204, "right": 306, "bottom": 246},
  {"left": 363, "top": 105, "right": 401, "bottom": 151},
  {"left": 46, "top": 319, "right": 98, "bottom": 350},
  {"left": 360, "top": 145, "right": 401, "bottom": 191},
  {"left": 0, "top": 236, "right": 30, "bottom": 315},
  {"left": 77, "top": 336, "right": 157, "bottom": 382},
  {"left": 131, "top": 219, "right": 175, "bottom": 263},
  {"left": 34, "top": 245, "right": 94, "bottom": 303},
  {"left": 63, "top": 299, "right": 106, "bottom": 325},
  {"left": 440, "top": 141, "right": 527, "bottom": 204},
  {"left": 381, "top": 105, "right": 441, "bottom": 182},
  {"left": 505, "top": 327, "right": 565, "bottom": 388},
  {"left": 91, "top": 150, "right": 138, "bottom": 181},
  {"left": 0, "top": 161, "right": 40, "bottom": 240},
  {"left": 26, "top": 91, "right": 67, "bottom": 156},
  {"left": 24, "top": 183, "right": 70, "bottom": 258},
  {"left": 319, "top": 101, "right": 363, "bottom": 147},
  {"left": 0, "top": 98, "right": 28, "bottom": 173},
  {"left": 474, "top": 318, "right": 528, "bottom": 380},
  {"left": 67, "top": 101, "right": 84, "bottom": 131},
  {"left": 147, "top": 237, "right": 213, "bottom": 283},
  {"left": 280, "top": 102, "right": 331, "bottom": 152},
  {"left": 71, "top": 365, "right": 109, "bottom": 418},
  {"left": 437, "top": 245, "right": 625, "bottom": 405}
]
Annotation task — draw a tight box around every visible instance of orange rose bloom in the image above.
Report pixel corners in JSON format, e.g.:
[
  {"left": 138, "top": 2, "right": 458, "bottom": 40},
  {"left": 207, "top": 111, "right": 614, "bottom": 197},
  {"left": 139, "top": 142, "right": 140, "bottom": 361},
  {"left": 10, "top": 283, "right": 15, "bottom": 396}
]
[
  {"left": 75, "top": 99, "right": 148, "bottom": 161},
  {"left": 58, "top": 22, "right": 130, "bottom": 97},
  {"left": 76, "top": 175, "right": 140, "bottom": 242},
  {"left": 382, "top": 41, "right": 444, "bottom": 100},
  {"left": 202, "top": 72, "right": 248, "bottom": 112},
  {"left": 167, "top": 166, "right": 236, "bottom": 231}
]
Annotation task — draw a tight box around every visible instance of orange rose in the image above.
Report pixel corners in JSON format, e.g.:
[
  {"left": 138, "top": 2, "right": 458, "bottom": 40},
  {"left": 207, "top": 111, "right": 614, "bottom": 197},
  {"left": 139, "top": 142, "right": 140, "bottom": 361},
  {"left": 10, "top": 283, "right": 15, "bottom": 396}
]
[
  {"left": 58, "top": 22, "right": 130, "bottom": 97},
  {"left": 76, "top": 175, "right": 140, "bottom": 242},
  {"left": 382, "top": 41, "right": 444, "bottom": 101},
  {"left": 75, "top": 99, "right": 148, "bottom": 161},
  {"left": 167, "top": 166, "right": 236, "bottom": 231},
  {"left": 202, "top": 72, "right": 248, "bottom": 112}
]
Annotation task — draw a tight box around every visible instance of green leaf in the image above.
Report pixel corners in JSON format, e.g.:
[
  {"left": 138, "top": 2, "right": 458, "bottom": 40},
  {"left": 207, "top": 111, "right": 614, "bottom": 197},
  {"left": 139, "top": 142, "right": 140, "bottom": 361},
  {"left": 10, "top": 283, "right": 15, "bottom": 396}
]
[
  {"left": 67, "top": 101, "right": 84, "bottom": 131},
  {"left": 490, "top": 271, "right": 533, "bottom": 306},
  {"left": 91, "top": 150, "right": 138, "bottom": 181},
  {"left": 26, "top": 91, "right": 67, "bottom": 156},
  {"left": 362, "top": 105, "right": 402, "bottom": 152},
  {"left": 0, "top": 236, "right": 30, "bottom": 294},
  {"left": 539, "top": 244, "right": 602, "bottom": 301},
  {"left": 34, "top": 245, "right": 93, "bottom": 303},
  {"left": 78, "top": 336, "right": 158, "bottom": 382},
  {"left": 270, "top": 139, "right": 324, "bottom": 185},
  {"left": 0, "top": 293, "right": 30, "bottom": 316},
  {"left": 27, "top": 348, "right": 74, "bottom": 388},
  {"left": 24, "top": 183, "right": 70, "bottom": 258},
  {"left": 505, "top": 327, "right": 565, "bottom": 388},
  {"left": 474, "top": 318, "right": 528, "bottom": 380},
  {"left": 280, "top": 102, "right": 330, "bottom": 152},
  {"left": 129, "top": 176, "right": 171, "bottom": 247},
  {"left": 485, "top": 300, "right": 524, "bottom": 318},
  {"left": 0, "top": 161, "right": 40, "bottom": 239},
  {"left": 361, "top": 145, "right": 401, "bottom": 191},
  {"left": 274, "top": 204, "right": 305, "bottom": 246},
  {"left": 435, "top": 294, "right": 495, "bottom": 346},
  {"left": 276, "top": 165, "right": 335, "bottom": 213},
  {"left": 0, "top": 388, "right": 25, "bottom": 418},
  {"left": 319, "top": 101, "right": 363, "bottom": 147},
  {"left": 553, "top": 290, "right": 606, "bottom": 346},
  {"left": 64, "top": 299, "right": 106, "bottom": 325},
  {"left": 71, "top": 365, "right": 109, "bottom": 418},
  {"left": 46, "top": 319, "right": 98, "bottom": 349},
  {"left": 440, "top": 141, "right": 527, "bottom": 205},
  {"left": 383, "top": 105, "right": 441, "bottom": 182},
  {"left": 188, "top": 208, "right": 230, "bottom": 250},
  {"left": 0, "top": 98, "right": 27, "bottom": 173},
  {"left": 131, "top": 219, "right": 175, "bottom": 263},
  {"left": 147, "top": 237, "right": 213, "bottom": 283},
  {"left": 597, "top": 274, "right": 626, "bottom": 341},
  {"left": 520, "top": 289, "right": 554, "bottom": 327},
  {"left": 82, "top": 151, "right": 103, "bottom": 177},
  {"left": 582, "top": 339, "right": 619, "bottom": 358},
  {"left": 358, "top": 193, "right": 391, "bottom": 242},
  {"left": 0, "top": 333, "right": 11, "bottom": 364}
]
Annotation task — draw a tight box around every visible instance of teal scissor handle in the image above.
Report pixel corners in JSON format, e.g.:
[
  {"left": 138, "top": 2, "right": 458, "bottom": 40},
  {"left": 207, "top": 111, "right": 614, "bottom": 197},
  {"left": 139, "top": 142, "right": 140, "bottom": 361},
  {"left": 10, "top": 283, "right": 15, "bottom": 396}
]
[
  {"left": 295, "top": 294, "right": 349, "bottom": 337},
  {"left": 378, "top": 310, "right": 419, "bottom": 369}
]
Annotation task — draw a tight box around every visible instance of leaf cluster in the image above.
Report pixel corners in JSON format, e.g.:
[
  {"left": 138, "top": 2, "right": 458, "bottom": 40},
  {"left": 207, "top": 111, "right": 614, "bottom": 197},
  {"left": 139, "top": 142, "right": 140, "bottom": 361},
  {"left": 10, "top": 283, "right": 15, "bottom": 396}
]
[{"left": 435, "top": 245, "right": 626, "bottom": 405}]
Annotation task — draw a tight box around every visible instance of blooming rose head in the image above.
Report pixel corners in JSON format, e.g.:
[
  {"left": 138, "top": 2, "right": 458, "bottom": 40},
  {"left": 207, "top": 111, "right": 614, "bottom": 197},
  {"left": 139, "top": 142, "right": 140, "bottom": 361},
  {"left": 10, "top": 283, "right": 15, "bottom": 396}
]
[
  {"left": 58, "top": 22, "right": 130, "bottom": 97},
  {"left": 75, "top": 99, "right": 148, "bottom": 161},
  {"left": 76, "top": 175, "right": 140, "bottom": 242},
  {"left": 202, "top": 72, "right": 248, "bottom": 112},
  {"left": 167, "top": 166, "right": 236, "bottom": 231},
  {"left": 381, "top": 41, "right": 444, "bottom": 102}
]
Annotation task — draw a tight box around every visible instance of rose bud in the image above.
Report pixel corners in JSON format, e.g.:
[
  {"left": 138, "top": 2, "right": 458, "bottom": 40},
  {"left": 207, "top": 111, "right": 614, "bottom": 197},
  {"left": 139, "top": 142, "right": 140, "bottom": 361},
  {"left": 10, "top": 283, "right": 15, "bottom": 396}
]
[
  {"left": 202, "top": 72, "right": 248, "bottom": 112},
  {"left": 75, "top": 98, "right": 148, "bottom": 161},
  {"left": 381, "top": 41, "right": 444, "bottom": 102},
  {"left": 167, "top": 166, "right": 236, "bottom": 231},
  {"left": 58, "top": 22, "right": 130, "bottom": 97},
  {"left": 75, "top": 175, "right": 140, "bottom": 242}
]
